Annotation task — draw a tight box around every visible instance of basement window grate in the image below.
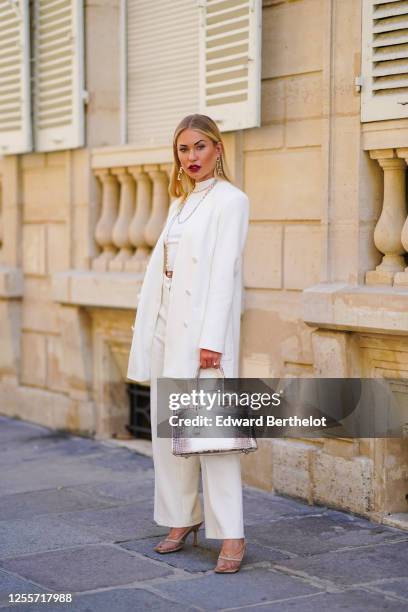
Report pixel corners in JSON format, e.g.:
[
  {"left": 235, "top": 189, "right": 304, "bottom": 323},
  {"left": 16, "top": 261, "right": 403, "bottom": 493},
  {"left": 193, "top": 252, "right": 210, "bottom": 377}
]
[{"left": 126, "top": 383, "right": 151, "bottom": 440}]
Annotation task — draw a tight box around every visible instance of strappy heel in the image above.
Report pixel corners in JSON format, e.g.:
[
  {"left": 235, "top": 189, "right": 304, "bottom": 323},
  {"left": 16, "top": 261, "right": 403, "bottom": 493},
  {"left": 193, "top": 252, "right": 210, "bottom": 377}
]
[
  {"left": 214, "top": 541, "right": 246, "bottom": 574},
  {"left": 154, "top": 521, "right": 203, "bottom": 554}
]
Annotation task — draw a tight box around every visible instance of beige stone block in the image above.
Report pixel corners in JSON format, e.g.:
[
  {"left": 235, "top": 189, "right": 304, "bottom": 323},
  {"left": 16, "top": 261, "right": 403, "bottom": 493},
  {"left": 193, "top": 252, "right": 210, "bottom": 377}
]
[
  {"left": 286, "top": 119, "right": 323, "bottom": 148},
  {"left": 241, "top": 296, "right": 313, "bottom": 378},
  {"left": 0, "top": 301, "right": 21, "bottom": 376},
  {"left": 0, "top": 382, "right": 96, "bottom": 435},
  {"left": 284, "top": 225, "right": 321, "bottom": 290},
  {"left": 21, "top": 153, "right": 46, "bottom": 169},
  {"left": 330, "top": 116, "right": 362, "bottom": 223},
  {"left": 23, "top": 277, "right": 61, "bottom": 333},
  {"left": 312, "top": 452, "right": 374, "bottom": 514},
  {"left": 21, "top": 332, "right": 47, "bottom": 387},
  {"left": 46, "top": 151, "right": 67, "bottom": 167},
  {"left": 47, "top": 334, "right": 67, "bottom": 393},
  {"left": 47, "top": 224, "right": 70, "bottom": 273},
  {"left": 244, "top": 287, "right": 304, "bottom": 319},
  {"left": 262, "top": 0, "right": 323, "bottom": 79},
  {"left": 271, "top": 439, "right": 317, "bottom": 502},
  {"left": 280, "top": 326, "right": 314, "bottom": 365},
  {"left": 245, "top": 150, "right": 323, "bottom": 220},
  {"left": 363, "top": 123, "right": 408, "bottom": 151},
  {"left": 23, "top": 166, "right": 68, "bottom": 222},
  {"left": 72, "top": 149, "right": 91, "bottom": 206},
  {"left": 285, "top": 73, "right": 323, "bottom": 120},
  {"left": 85, "top": 0, "right": 120, "bottom": 147},
  {"left": 59, "top": 305, "right": 93, "bottom": 398},
  {"left": 244, "top": 223, "right": 282, "bottom": 289},
  {"left": 311, "top": 330, "right": 354, "bottom": 377},
  {"left": 244, "top": 124, "right": 284, "bottom": 152},
  {"left": 285, "top": 73, "right": 323, "bottom": 121},
  {"left": 51, "top": 272, "right": 71, "bottom": 303},
  {"left": 73, "top": 204, "right": 95, "bottom": 270},
  {"left": 241, "top": 353, "right": 274, "bottom": 378},
  {"left": 365, "top": 269, "right": 394, "bottom": 286},
  {"left": 380, "top": 439, "right": 408, "bottom": 514},
  {"left": 323, "top": 438, "right": 359, "bottom": 460},
  {"left": 241, "top": 440, "right": 273, "bottom": 491},
  {"left": 0, "top": 265, "right": 23, "bottom": 297},
  {"left": 328, "top": 223, "right": 359, "bottom": 285},
  {"left": 302, "top": 283, "right": 408, "bottom": 335},
  {"left": 394, "top": 270, "right": 408, "bottom": 287},
  {"left": 260, "top": 79, "right": 285, "bottom": 125},
  {"left": 332, "top": 0, "right": 362, "bottom": 117},
  {"left": 22, "top": 224, "right": 47, "bottom": 275}
]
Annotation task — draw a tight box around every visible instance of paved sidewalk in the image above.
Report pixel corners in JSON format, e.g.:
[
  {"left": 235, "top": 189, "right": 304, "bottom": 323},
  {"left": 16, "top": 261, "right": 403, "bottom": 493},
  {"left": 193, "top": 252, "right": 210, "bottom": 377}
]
[{"left": 0, "top": 415, "right": 408, "bottom": 611}]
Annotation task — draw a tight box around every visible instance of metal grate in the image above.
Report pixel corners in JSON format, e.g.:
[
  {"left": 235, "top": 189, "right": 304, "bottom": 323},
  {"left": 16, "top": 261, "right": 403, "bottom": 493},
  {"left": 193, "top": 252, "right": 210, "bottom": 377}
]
[{"left": 126, "top": 383, "right": 151, "bottom": 440}]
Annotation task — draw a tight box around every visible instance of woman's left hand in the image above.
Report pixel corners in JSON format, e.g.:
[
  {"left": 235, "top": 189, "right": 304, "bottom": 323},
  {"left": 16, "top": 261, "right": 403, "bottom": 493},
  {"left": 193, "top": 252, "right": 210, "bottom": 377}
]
[{"left": 199, "top": 348, "right": 222, "bottom": 369}]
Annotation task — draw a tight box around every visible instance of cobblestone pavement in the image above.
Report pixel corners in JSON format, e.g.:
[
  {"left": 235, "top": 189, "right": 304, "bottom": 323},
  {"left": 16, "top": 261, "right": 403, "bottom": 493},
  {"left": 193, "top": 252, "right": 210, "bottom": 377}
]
[{"left": 1, "top": 415, "right": 408, "bottom": 611}]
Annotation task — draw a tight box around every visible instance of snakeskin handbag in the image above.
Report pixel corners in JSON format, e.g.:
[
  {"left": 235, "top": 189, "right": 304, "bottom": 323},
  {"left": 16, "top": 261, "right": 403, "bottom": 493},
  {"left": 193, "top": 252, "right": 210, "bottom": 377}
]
[{"left": 171, "top": 366, "right": 257, "bottom": 458}]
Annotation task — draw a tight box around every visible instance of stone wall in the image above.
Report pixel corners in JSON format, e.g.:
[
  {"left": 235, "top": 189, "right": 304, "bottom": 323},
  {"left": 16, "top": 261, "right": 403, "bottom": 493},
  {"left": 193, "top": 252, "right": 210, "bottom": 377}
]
[{"left": 0, "top": 0, "right": 407, "bottom": 526}]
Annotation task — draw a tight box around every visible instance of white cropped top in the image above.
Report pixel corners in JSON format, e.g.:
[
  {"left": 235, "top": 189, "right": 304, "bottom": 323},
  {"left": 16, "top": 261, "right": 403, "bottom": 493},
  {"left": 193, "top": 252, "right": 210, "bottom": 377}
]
[{"left": 164, "top": 177, "right": 216, "bottom": 271}]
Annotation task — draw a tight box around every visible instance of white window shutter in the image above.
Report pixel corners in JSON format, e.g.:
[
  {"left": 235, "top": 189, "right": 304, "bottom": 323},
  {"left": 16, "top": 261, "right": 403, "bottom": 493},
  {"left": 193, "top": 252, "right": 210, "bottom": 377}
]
[
  {"left": 0, "top": 0, "right": 32, "bottom": 154},
  {"left": 33, "top": 0, "right": 85, "bottom": 152},
  {"left": 126, "top": 0, "right": 200, "bottom": 146},
  {"left": 198, "top": 0, "right": 262, "bottom": 132},
  {"left": 361, "top": 0, "right": 408, "bottom": 122}
]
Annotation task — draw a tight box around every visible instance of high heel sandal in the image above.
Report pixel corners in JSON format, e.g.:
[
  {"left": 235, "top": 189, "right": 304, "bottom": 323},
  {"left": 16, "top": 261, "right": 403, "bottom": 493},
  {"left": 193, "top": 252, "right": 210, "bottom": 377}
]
[
  {"left": 214, "top": 541, "right": 246, "bottom": 574},
  {"left": 154, "top": 521, "right": 203, "bottom": 554}
]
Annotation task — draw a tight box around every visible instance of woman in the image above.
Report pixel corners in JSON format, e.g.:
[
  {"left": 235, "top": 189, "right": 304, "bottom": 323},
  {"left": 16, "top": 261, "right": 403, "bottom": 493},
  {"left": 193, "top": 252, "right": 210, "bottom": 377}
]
[{"left": 127, "top": 114, "right": 250, "bottom": 574}]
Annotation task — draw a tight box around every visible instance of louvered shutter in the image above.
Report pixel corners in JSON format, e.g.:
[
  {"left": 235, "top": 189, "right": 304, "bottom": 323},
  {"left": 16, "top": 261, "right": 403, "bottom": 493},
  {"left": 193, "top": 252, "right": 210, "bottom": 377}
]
[
  {"left": 361, "top": 0, "right": 408, "bottom": 122},
  {"left": 32, "top": 0, "right": 85, "bottom": 152},
  {"left": 0, "top": 0, "right": 32, "bottom": 154},
  {"left": 126, "top": 0, "right": 200, "bottom": 146},
  {"left": 198, "top": 0, "right": 261, "bottom": 132}
]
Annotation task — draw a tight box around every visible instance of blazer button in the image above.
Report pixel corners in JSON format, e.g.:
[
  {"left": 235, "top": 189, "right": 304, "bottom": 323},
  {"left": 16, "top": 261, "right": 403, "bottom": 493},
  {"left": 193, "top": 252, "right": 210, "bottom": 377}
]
[
  {"left": 131, "top": 325, "right": 135, "bottom": 331},
  {"left": 183, "top": 320, "right": 188, "bottom": 327},
  {"left": 192, "top": 256, "right": 198, "bottom": 263},
  {"left": 185, "top": 288, "right": 191, "bottom": 295}
]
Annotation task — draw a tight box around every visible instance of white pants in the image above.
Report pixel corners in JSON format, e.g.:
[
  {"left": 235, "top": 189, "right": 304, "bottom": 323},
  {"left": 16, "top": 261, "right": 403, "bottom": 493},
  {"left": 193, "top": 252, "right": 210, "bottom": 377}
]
[{"left": 150, "top": 273, "right": 244, "bottom": 539}]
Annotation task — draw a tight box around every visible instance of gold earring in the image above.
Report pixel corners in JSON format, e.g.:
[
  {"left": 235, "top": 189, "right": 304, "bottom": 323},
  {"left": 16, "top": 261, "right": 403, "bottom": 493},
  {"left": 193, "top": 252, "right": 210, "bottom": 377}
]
[
  {"left": 177, "top": 167, "right": 183, "bottom": 181},
  {"left": 216, "top": 157, "right": 223, "bottom": 176}
]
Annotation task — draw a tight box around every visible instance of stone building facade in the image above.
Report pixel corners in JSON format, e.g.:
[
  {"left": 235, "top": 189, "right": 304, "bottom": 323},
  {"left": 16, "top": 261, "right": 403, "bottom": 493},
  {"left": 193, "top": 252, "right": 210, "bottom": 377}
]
[{"left": 0, "top": 0, "right": 407, "bottom": 528}]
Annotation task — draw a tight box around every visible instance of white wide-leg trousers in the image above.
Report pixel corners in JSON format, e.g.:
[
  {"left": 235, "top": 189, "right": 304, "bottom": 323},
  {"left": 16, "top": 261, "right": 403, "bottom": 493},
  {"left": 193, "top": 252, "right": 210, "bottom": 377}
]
[{"left": 149, "top": 273, "right": 244, "bottom": 539}]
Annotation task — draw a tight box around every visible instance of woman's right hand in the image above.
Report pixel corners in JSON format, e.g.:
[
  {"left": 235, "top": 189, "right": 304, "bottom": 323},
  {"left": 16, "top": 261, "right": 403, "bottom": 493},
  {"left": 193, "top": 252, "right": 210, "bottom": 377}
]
[{"left": 199, "top": 348, "right": 222, "bottom": 369}]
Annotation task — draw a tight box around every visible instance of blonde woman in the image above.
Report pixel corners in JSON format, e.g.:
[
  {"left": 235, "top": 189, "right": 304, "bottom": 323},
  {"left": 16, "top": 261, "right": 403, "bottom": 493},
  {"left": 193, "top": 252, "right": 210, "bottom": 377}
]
[{"left": 127, "top": 114, "right": 250, "bottom": 574}]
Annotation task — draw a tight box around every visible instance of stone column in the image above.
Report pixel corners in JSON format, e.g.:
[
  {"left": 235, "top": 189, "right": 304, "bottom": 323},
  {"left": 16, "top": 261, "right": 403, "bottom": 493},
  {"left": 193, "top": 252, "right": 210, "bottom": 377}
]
[
  {"left": 394, "top": 148, "right": 408, "bottom": 286},
  {"left": 109, "top": 167, "right": 136, "bottom": 271},
  {"left": 125, "top": 166, "right": 152, "bottom": 272},
  {"left": 144, "top": 165, "right": 169, "bottom": 248},
  {"left": 92, "top": 169, "right": 119, "bottom": 271},
  {"left": 366, "top": 150, "right": 407, "bottom": 286}
]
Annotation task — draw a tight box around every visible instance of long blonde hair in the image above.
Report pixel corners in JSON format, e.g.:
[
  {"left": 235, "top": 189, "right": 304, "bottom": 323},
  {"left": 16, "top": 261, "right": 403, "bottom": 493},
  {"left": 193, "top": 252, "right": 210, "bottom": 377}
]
[{"left": 169, "top": 114, "right": 232, "bottom": 202}]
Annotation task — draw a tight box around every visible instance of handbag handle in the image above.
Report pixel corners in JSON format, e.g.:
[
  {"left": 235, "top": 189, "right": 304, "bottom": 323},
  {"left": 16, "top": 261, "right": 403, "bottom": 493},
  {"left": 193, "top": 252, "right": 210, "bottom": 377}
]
[{"left": 195, "top": 364, "right": 225, "bottom": 381}]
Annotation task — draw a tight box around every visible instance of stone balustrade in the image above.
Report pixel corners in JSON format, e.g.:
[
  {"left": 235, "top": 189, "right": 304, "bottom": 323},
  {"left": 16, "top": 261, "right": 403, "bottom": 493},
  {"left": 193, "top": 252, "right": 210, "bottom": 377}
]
[
  {"left": 366, "top": 148, "right": 408, "bottom": 287},
  {"left": 91, "top": 146, "right": 173, "bottom": 273}
]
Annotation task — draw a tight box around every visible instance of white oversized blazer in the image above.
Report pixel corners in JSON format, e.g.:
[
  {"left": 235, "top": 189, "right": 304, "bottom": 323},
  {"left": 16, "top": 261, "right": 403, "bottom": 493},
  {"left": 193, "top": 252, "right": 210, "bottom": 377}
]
[{"left": 126, "top": 179, "right": 250, "bottom": 382}]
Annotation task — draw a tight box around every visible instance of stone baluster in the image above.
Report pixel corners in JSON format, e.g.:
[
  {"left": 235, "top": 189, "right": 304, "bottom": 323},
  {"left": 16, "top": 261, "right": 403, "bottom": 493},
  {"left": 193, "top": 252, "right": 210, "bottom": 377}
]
[
  {"left": 125, "top": 166, "right": 152, "bottom": 272},
  {"left": 92, "top": 169, "right": 120, "bottom": 271},
  {"left": 144, "top": 165, "right": 169, "bottom": 248},
  {"left": 109, "top": 167, "right": 136, "bottom": 271},
  {"left": 393, "top": 148, "right": 408, "bottom": 286},
  {"left": 366, "top": 150, "right": 407, "bottom": 286}
]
